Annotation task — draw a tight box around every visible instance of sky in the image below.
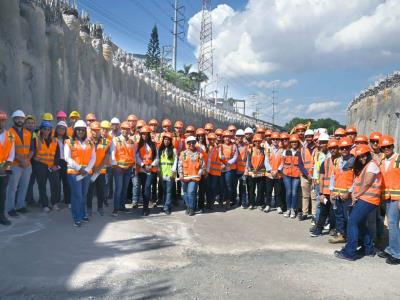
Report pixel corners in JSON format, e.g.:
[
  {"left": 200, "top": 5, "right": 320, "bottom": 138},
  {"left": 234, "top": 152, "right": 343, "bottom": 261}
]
[{"left": 76, "top": 0, "right": 400, "bottom": 126}]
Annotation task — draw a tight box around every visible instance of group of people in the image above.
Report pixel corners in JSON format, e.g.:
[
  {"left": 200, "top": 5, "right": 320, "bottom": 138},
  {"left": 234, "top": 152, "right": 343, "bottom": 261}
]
[{"left": 0, "top": 109, "right": 399, "bottom": 265}]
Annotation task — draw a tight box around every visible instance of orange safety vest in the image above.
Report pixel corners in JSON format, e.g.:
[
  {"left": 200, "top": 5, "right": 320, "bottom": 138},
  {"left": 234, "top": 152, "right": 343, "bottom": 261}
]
[
  {"left": 130, "top": 133, "right": 141, "bottom": 144},
  {"left": 196, "top": 143, "right": 209, "bottom": 166},
  {"left": 332, "top": 157, "right": 354, "bottom": 196},
  {"left": 0, "top": 130, "right": 14, "bottom": 169},
  {"left": 65, "top": 139, "right": 94, "bottom": 174},
  {"left": 220, "top": 144, "right": 237, "bottom": 170},
  {"left": 67, "top": 127, "right": 74, "bottom": 138},
  {"left": 236, "top": 144, "right": 247, "bottom": 174},
  {"left": 172, "top": 133, "right": 184, "bottom": 154},
  {"left": 208, "top": 145, "right": 222, "bottom": 176},
  {"left": 301, "top": 144, "right": 315, "bottom": 176},
  {"left": 320, "top": 156, "right": 335, "bottom": 195},
  {"left": 94, "top": 137, "right": 111, "bottom": 174},
  {"left": 381, "top": 153, "right": 400, "bottom": 201},
  {"left": 248, "top": 146, "right": 266, "bottom": 177},
  {"left": 353, "top": 161, "right": 382, "bottom": 206},
  {"left": 113, "top": 136, "right": 134, "bottom": 170},
  {"left": 137, "top": 144, "right": 157, "bottom": 173},
  {"left": 282, "top": 150, "right": 300, "bottom": 178},
  {"left": 9, "top": 127, "right": 32, "bottom": 166},
  {"left": 268, "top": 147, "right": 283, "bottom": 178},
  {"left": 180, "top": 150, "right": 202, "bottom": 182},
  {"left": 34, "top": 137, "right": 58, "bottom": 167}
]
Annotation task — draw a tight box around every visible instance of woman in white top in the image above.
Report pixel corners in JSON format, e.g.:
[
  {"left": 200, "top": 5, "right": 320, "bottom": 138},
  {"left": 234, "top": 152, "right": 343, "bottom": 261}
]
[{"left": 54, "top": 121, "right": 70, "bottom": 206}]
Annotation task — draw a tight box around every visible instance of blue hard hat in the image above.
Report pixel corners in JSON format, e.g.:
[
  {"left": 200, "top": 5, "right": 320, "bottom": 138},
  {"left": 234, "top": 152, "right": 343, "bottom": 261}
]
[{"left": 40, "top": 121, "right": 53, "bottom": 129}]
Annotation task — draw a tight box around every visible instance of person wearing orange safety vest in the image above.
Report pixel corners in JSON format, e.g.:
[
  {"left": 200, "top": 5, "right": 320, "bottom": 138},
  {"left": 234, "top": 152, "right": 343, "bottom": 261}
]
[
  {"left": 87, "top": 121, "right": 111, "bottom": 216},
  {"left": 279, "top": 132, "right": 290, "bottom": 150},
  {"left": 0, "top": 111, "right": 15, "bottom": 226},
  {"left": 32, "top": 121, "right": 61, "bottom": 213},
  {"left": 173, "top": 120, "right": 185, "bottom": 203},
  {"left": 206, "top": 132, "right": 221, "bottom": 210},
  {"left": 110, "top": 121, "right": 135, "bottom": 216},
  {"left": 136, "top": 125, "right": 158, "bottom": 216},
  {"left": 126, "top": 114, "right": 138, "bottom": 136},
  {"left": 178, "top": 136, "right": 204, "bottom": 216},
  {"left": 155, "top": 119, "right": 172, "bottom": 149},
  {"left": 378, "top": 135, "right": 400, "bottom": 265},
  {"left": 6, "top": 110, "right": 34, "bottom": 217},
  {"left": 148, "top": 119, "right": 160, "bottom": 208},
  {"left": 64, "top": 120, "right": 96, "bottom": 227},
  {"left": 24, "top": 114, "right": 38, "bottom": 207},
  {"left": 335, "top": 144, "right": 382, "bottom": 261},
  {"left": 85, "top": 113, "right": 97, "bottom": 139},
  {"left": 235, "top": 129, "right": 248, "bottom": 208},
  {"left": 328, "top": 137, "right": 355, "bottom": 243},
  {"left": 195, "top": 128, "right": 209, "bottom": 212},
  {"left": 264, "top": 132, "right": 284, "bottom": 213},
  {"left": 369, "top": 131, "right": 385, "bottom": 165},
  {"left": 295, "top": 123, "right": 307, "bottom": 143}
]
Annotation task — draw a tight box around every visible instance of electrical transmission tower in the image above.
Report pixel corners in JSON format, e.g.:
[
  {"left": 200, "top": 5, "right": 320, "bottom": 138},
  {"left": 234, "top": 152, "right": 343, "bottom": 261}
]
[{"left": 172, "top": 0, "right": 185, "bottom": 71}]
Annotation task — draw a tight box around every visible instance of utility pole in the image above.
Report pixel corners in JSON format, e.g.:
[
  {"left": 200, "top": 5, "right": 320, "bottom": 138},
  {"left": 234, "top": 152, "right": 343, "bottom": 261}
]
[
  {"left": 172, "top": 0, "right": 184, "bottom": 71},
  {"left": 160, "top": 45, "right": 172, "bottom": 76},
  {"left": 272, "top": 85, "right": 278, "bottom": 126}
]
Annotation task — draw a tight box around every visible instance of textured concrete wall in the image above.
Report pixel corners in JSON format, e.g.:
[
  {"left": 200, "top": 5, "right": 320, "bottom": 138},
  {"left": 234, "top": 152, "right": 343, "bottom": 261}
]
[{"left": 0, "top": 0, "right": 267, "bottom": 129}]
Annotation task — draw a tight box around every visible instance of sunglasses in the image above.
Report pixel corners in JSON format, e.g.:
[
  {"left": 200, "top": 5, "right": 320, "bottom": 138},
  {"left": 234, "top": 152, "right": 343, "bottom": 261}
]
[
  {"left": 381, "top": 145, "right": 392, "bottom": 150},
  {"left": 339, "top": 147, "right": 351, "bottom": 151},
  {"left": 187, "top": 141, "right": 196, "bottom": 144},
  {"left": 370, "top": 140, "right": 379, "bottom": 144}
]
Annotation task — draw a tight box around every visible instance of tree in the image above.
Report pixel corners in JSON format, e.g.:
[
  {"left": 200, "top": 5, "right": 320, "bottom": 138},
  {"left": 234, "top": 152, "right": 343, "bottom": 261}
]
[
  {"left": 145, "top": 25, "right": 160, "bottom": 70},
  {"left": 284, "top": 117, "right": 345, "bottom": 135}
]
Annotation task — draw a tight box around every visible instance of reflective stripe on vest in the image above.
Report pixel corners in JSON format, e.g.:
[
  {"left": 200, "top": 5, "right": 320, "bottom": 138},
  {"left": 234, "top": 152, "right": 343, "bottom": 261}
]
[
  {"left": 94, "top": 138, "right": 110, "bottom": 173},
  {"left": 301, "top": 145, "right": 315, "bottom": 176},
  {"left": 34, "top": 137, "right": 57, "bottom": 167},
  {"left": 354, "top": 161, "right": 382, "bottom": 205},
  {"left": 381, "top": 153, "right": 400, "bottom": 201},
  {"left": 9, "top": 127, "right": 31, "bottom": 165},
  {"left": 114, "top": 137, "right": 134, "bottom": 169},
  {"left": 0, "top": 130, "right": 14, "bottom": 168},
  {"left": 282, "top": 150, "right": 300, "bottom": 177},
  {"left": 208, "top": 146, "right": 222, "bottom": 176},
  {"left": 321, "top": 156, "right": 334, "bottom": 195},
  {"left": 137, "top": 144, "right": 157, "bottom": 173},
  {"left": 181, "top": 150, "right": 201, "bottom": 182},
  {"left": 236, "top": 144, "right": 247, "bottom": 173},
  {"left": 160, "top": 149, "right": 175, "bottom": 178},
  {"left": 333, "top": 158, "right": 354, "bottom": 195},
  {"left": 66, "top": 139, "right": 93, "bottom": 174}
]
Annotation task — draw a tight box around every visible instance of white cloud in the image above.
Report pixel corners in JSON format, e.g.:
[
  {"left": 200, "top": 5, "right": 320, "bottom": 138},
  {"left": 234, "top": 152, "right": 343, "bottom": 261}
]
[
  {"left": 251, "top": 79, "right": 298, "bottom": 89},
  {"left": 306, "top": 101, "right": 341, "bottom": 114},
  {"left": 187, "top": 0, "right": 400, "bottom": 77}
]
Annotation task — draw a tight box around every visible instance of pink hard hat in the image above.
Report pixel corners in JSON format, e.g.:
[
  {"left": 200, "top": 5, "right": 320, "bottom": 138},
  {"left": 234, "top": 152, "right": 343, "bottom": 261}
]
[{"left": 56, "top": 111, "right": 67, "bottom": 118}]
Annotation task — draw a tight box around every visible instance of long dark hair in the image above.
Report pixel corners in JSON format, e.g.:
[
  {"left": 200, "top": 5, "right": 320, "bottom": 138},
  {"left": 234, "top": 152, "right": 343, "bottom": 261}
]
[
  {"left": 54, "top": 126, "right": 68, "bottom": 141},
  {"left": 158, "top": 137, "right": 174, "bottom": 160},
  {"left": 354, "top": 152, "right": 372, "bottom": 177},
  {"left": 137, "top": 133, "right": 157, "bottom": 160},
  {"left": 72, "top": 128, "right": 87, "bottom": 142}
]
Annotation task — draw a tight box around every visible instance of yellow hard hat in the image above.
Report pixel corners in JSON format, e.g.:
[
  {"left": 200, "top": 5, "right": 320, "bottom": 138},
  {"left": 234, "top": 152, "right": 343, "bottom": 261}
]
[
  {"left": 42, "top": 112, "right": 53, "bottom": 121},
  {"left": 100, "top": 120, "right": 111, "bottom": 129},
  {"left": 69, "top": 111, "right": 80, "bottom": 119},
  {"left": 25, "top": 114, "right": 36, "bottom": 121}
]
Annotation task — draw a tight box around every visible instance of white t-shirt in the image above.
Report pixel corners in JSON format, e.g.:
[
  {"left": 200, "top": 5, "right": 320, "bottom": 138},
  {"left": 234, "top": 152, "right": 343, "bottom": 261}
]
[{"left": 366, "top": 161, "right": 380, "bottom": 174}]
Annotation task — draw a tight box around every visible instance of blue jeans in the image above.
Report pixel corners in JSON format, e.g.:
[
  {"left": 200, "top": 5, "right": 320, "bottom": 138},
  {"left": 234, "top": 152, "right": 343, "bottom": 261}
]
[
  {"left": 6, "top": 165, "right": 32, "bottom": 211},
  {"left": 385, "top": 200, "right": 400, "bottom": 259},
  {"left": 183, "top": 181, "right": 198, "bottom": 209},
  {"left": 113, "top": 168, "right": 132, "bottom": 210},
  {"left": 132, "top": 173, "right": 141, "bottom": 204},
  {"left": 138, "top": 172, "right": 155, "bottom": 209},
  {"left": 237, "top": 174, "right": 248, "bottom": 207},
  {"left": 314, "top": 184, "right": 321, "bottom": 220},
  {"left": 343, "top": 199, "right": 377, "bottom": 257},
  {"left": 206, "top": 175, "right": 220, "bottom": 206},
  {"left": 221, "top": 170, "right": 235, "bottom": 203},
  {"left": 162, "top": 180, "right": 173, "bottom": 211},
  {"left": 333, "top": 197, "right": 352, "bottom": 235},
  {"left": 67, "top": 174, "right": 91, "bottom": 223},
  {"left": 283, "top": 175, "right": 300, "bottom": 210}
]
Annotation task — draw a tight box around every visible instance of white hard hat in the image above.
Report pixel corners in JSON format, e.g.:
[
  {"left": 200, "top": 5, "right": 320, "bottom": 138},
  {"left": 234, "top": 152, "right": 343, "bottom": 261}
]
[
  {"left": 11, "top": 110, "right": 25, "bottom": 118},
  {"left": 186, "top": 136, "right": 197, "bottom": 143},
  {"left": 318, "top": 133, "right": 330, "bottom": 142},
  {"left": 74, "top": 120, "right": 87, "bottom": 129},
  {"left": 305, "top": 129, "right": 314, "bottom": 136},
  {"left": 236, "top": 129, "right": 244, "bottom": 136},
  {"left": 56, "top": 121, "right": 67, "bottom": 128},
  {"left": 244, "top": 127, "right": 253, "bottom": 134},
  {"left": 111, "top": 117, "right": 120, "bottom": 124}
]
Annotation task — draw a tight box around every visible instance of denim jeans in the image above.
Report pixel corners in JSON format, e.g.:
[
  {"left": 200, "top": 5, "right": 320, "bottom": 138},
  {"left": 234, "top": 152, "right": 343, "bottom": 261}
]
[
  {"left": 183, "top": 181, "right": 198, "bottom": 209},
  {"left": 197, "top": 176, "right": 208, "bottom": 210},
  {"left": 162, "top": 179, "right": 173, "bottom": 211},
  {"left": 343, "top": 199, "right": 377, "bottom": 257},
  {"left": 283, "top": 175, "right": 300, "bottom": 210},
  {"left": 221, "top": 170, "right": 235, "bottom": 203},
  {"left": 138, "top": 172, "right": 156, "bottom": 209},
  {"left": 333, "top": 197, "right": 352, "bottom": 236},
  {"left": 113, "top": 168, "right": 132, "bottom": 210},
  {"left": 6, "top": 165, "right": 32, "bottom": 212},
  {"left": 206, "top": 175, "right": 220, "bottom": 206},
  {"left": 67, "top": 174, "right": 91, "bottom": 223},
  {"left": 132, "top": 173, "right": 141, "bottom": 204},
  {"left": 385, "top": 200, "right": 400, "bottom": 259},
  {"left": 314, "top": 184, "right": 321, "bottom": 220},
  {"left": 237, "top": 174, "right": 248, "bottom": 207}
]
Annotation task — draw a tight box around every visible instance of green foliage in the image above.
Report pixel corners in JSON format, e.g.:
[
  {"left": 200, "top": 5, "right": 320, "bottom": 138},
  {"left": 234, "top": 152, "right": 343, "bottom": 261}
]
[
  {"left": 145, "top": 25, "right": 160, "bottom": 70},
  {"left": 162, "top": 65, "right": 208, "bottom": 94},
  {"left": 284, "top": 117, "right": 345, "bottom": 135}
]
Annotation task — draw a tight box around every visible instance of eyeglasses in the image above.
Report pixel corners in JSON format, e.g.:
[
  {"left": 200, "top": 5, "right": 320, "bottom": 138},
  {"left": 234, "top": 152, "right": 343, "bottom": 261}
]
[{"left": 76, "top": 128, "right": 86, "bottom": 132}]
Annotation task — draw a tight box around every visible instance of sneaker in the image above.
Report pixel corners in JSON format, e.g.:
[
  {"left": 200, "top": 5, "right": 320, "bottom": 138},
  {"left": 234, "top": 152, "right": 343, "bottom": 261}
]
[
  {"left": 73, "top": 222, "right": 81, "bottom": 227},
  {"left": 334, "top": 250, "right": 355, "bottom": 261},
  {"left": 258, "top": 206, "right": 264, "bottom": 211},
  {"left": 329, "top": 229, "right": 337, "bottom": 236},
  {"left": 188, "top": 209, "right": 195, "bottom": 216},
  {"left": 142, "top": 208, "right": 150, "bottom": 216},
  {"left": 43, "top": 207, "right": 51, "bottom": 213},
  {"left": 0, "top": 216, "right": 11, "bottom": 226},
  {"left": 310, "top": 217, "right": 316, "bottom": 226},
  {"left": 290, "top": 209, "right": 296, "bottom": 219},
  {"left": 298, "top": 214, "right": 307, "bottom": 221},
  {"left": 283, "top": 211, "right": 290, "bottom": 218},
  {"left": 328, "top": 233, "right": 346, "bottom": 244},
  {"left": 16, "top": 207, "right": 29, "bottom": 214},
  {"left": 386, "top": 256, "right": 400, "bottom": 265},
  {"left": 164, "top": 209, "right": 171, "bottom": 215},
  {"left": 241, "top": 205, "right": 248, "bottom": 209},
  {"left": 263, "top": 206, "right": 271, "bottom": 213},
  {"left": 310, "top": 230, "right": 322, "bottom": 237},
  {"left": 8, "top": 210, "right": 19, "bottom": 217},
  {"left": 324, "top": 223, "right": 331, "bottom": 230},
  {"left": 97, "top": 209, "right": 104, "bottom": 216},
  {"left": 111, "top": 209, "right": 119, "bottom": 217},
  {"left": 277, "top": 207, "right": 283, "bottom": 214},
  {"left": 82, "top": 217, "right": 89, "bottom": 222},
  {"left": 309, "top": 224, "right": 317, "bottom": 232},
  {"left": 249, "top": 205, "right": 256, "bottom": 210},
  {"left": 53, "top": 204, "right": 60, "bottom": 211},
  {"left": 377, "top": 250, "right": 391, "bottom": 259}
]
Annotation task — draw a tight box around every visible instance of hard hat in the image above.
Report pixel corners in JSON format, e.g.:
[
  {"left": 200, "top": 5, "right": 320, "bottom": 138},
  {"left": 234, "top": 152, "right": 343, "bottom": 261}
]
[
  {"left": 162, "top": 119, "right": 172, "bottom": 127},
  {"left": 163, "top": 132, "right": 174, "bottom": 140},
  {"left": 148, "top": 119, "right": 158, "bottom": 126},
  {"left": 235, "top": 129, "right": 245, "bottom": 136},
  {"left": 355, "top": 144, "right": 370, "bottom": 157},
  {"left": 215, "top": 129, "right": 224, "bottom": 136},
  {"left": 256, "top": 127, "right": 265, "bottom": 134},
  {"left": 369, "top": 131, "right": 382, "bottom": 141},
  {"left": 223, "top": 130, "right": 233, "bottom": 137},
  {"left": 265, "top": 129, "right": 272, "bottom": 137},
  {"left": 244, "top": 127, "right": 254, "bottom": 134},
  {"left": 289, "top": 134, "right": 300, "bottom": 142},
  {"left": 380, "top": 135, "right": 394, "bottom": 147},
  {"left": 56, "top": 111, "right": 67, "bottom": 119},
  {"left": 328, "top": 139, "right": 339, "bottom": 148},
  {"left": 69, "top": 111, "right": 80, "bottom": 119},
  {"left": 196, "top": 128, "right": 206, "bottom": 135},
  {"left": 120, "top": 121, "right": 131, "bottom": 130},
  {"left": 56, "top": 121, "right": 68, "bottom": 128},
  {"left": 100, "top": 120, "right": 111, "bottom": 129},
  {"left": 127, "top": 114, "right": 138, "bottom": 121},
  {"left": 89, "top": 121, "right": 101, "bottom": 130},
  {"left": 318, "top": 133, "right": 330, "bottom": 142},
  {"left": 74, "top": 120, "right": 87, "bottom": 129},
  {"left": 186, "top": 136, "right": 197, "bottom": 143},
  {"left": 280, "top": 132, "right": 289, "bottom": 139},
  {"left": 355, "top": 135, "right": 368, "bottom": 144},
  {"left": 305, "top": 129, "right": 314, "bottom": 136},
  {"left": 186, "top": 125, "right": 195, "bottom": 133},
  {"left": 39, "top": 121, "right": 52, "bottom": 129},
  {"left": 228, "top": 124, "right": 237, "bottom": 131},
  {"left": 345, "top": 126, "right": 357, "bottom": 135},
  {"left": 140, "top": 125, "right": 151, "bottom": 133},
  {"left": 42, "top": 112, "right": 54, "bottom": 121},
  {"left": 205, "top": 123, "right": 214, "bottom": 130},
  {"left": 271, "top": 132, "right": 280, "bottom": 139},
  {"left": 25, "top": 114, "right": 36, "bottom": 121},
  {"left": 111, "top": 117, "right": 121, "bottom": 125},
  {"left": 252, "top": 134, "right": 263, "bottom": 142},
  {"left": 11, "top": 110, "right": 26, "bottom": 118},
  {"left": 334, "top": 128, "right": 346, "bottom": 136},
  {"left": 207, "top": 133, "right": 217, "bottom": 140},
  {"left": 174, "top": 120, "right": 184, "bottom": 128},
  {"left": 0, "top": 111, "right": 8, "bottom": 120},
  {"left": 338, "top": 137, "right": 353, "bottom": 148},
  {"left": 136, "top": 119, "right": 146, "bottom": 128},
  {"left": 86, "top": 113, "right": 96, "bottom": 121},
  {"left": 295, "top": 123, "right": 306, "bottom": 131}
]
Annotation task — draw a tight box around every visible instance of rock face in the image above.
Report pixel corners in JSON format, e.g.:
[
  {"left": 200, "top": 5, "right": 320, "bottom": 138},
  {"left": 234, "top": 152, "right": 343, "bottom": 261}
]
[{"left": 0, "top": 0, "right": 269, "bottom": 129}]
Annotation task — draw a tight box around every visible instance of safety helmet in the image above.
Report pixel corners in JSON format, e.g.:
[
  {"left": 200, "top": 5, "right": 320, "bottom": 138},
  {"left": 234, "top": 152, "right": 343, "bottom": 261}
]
[
  {"left": 40, "top": 121, "right": 52, "bottom": 129},
  {"left": 11, "top": 110, "right": 26, "bottom": 118},
  {"left": 215, "top": 129, "right": 224, "bottom": 136},
  {"left": 127, "top": 114, "right": 138, "bottom": 121},
  {"left": 265, "top": 129, "right": 272, "bottom": 137},
  {"left": 271, "top": 132, "right": 280, "bottom": 139},
  {"left": 289, "top": 134, "right": 300, "bottom": 142},
  {"left": 120, "top": 121, "right": 131, "bottom": 130},
  {"left": 338, "top": 137, "right": 353, "bottom": 148},
  {"left": 369, "top": 131, "right": 382, "bottom": 141},
  {"left": 305, "top": 129, "right": 314, "bottom": 136},
  {"left": 328, "top": 139, "right": 339, "bottom": 148},
  {"left": 56, "top": 121, "right": 68, "bottom": 128},
  {"left": 256, "top": 127, "right": 265, "bottom": 134},
  {"left": 228, "top": 124, "right": 237, "bottom": 131},
  {"left": 86, "top": 113, "right": 96, "bottom": 121},
  {"left": 162, "top": 119, "right": 172, "bottom": 127},
  {"left": 186, "top": 125, "right": 195, "bottom": 133},
  {"left": 111, "top": 117, "right": 121, "bottom": 125},
  {"left": 355, "top": 144, "right": 370, "bottom": 157},
  {"left": 196, "top": 128, "right": 206, "bottom": 136},
  {"left": 25, "top": 114, "right": 36, "bottom": 121},
  {"left": 355, "top": 135, "right": 368, "bottom": 144},
  {"left": 235, "top": 129, "right": 245, "bottom": 136},
  {"left": 280, "top": 132, "right": 289, "bottom": 140},
  {"left": 205, "top": 123, "right": 214, "bottom": 130},
  {"left": 318, "top": 133, "right": 330, "bottom": 142},
  {"left": 136, "top": 119, "right": 146, "bottom": 128},
  {"left": 380, "top": 135, "right": 394, "bottom": 147},
  {"left": 0, "top": 111, "right": 8, "bottom": 120},
  {"left": 148, "top": 119, "right": 158, "bottom": 126},
  {"left": 186, "top": 136, "right": 197, "bottom": 143},
  {"left": 42, "top": 113, "right": 54, "bottom": 121},
  {"left": 207, "top": 133, "right": 217, "bottom": 140},
  {"left": 74, "top": 120, "right": 87, "bottom": 129},
  {"left": 163, "top": 132, "right": 174, "bottom": 140},
  {"left": 174, "top": 120, "right": 183, "bottom": 128},
  {"left": 334, "top": 128, "right": 346, "bottom": 136},
  {"left": 244, "top": 127, "right": 253, "bottom": 134},
  {"left": 345, "top": 126, "right": 357, "bottom": 135},
  {"left": 223, "top": 130, "right": 233, "bottom": 137},
  {"left": 100, "top": 120, "right": 111, "bottom": 129},
  {"left": 140, "top": 125, "right": 151, "bottom": 133},
  {"left": 295, "top": 123, "right": 306, "bottom": 131},
  {"left": 252, "top": 134, "right": 263, "bottom": 142},
  {"left": 89, "top": 121, "right": 101, "bottom": 130},
  {"left": 69, "top": 111, "right": 80, "bottom": 119},
  {"left": 56, "top": 111, "right": 67, "bottom": 119}
]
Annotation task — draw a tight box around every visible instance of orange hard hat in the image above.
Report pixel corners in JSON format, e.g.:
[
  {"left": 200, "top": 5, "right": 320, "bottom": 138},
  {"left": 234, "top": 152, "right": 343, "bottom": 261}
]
[
  {"left": 369, "top": 131, "right": 382, "bottom": 141},
  {"left": 215, "top": 129, "right": 223, "bottom": 136},
  {"left": 174, "top": 120, "right": 183, "bottom": 128},
  {"left": 355, "top": 144, "right": 371, "bottom": 157},
  {"left": 334, "top": 128, "right": 346, "bottom": 136},
  {"left": 148, "top": 119, "right": 158, "bottom": 126},
  {"left": 205, "top": 123, "right": 214, "bottom": 130},
  {"left": 228, "top": 124, "right": 237, "bottom": 131},
  {"left": 345, "top": 126, "right": 357, "bottom": 135},
  {"left": 89, "top": 121, "right": 101, "bottom": 130},
  {"left": 252, "top": 134, "right": 263, "bottom": 142},
  {"left": 127, "top": 114, "right": 138, "bottom": 121},
  {"left": 295, "top": 123, "right": 306, "bottom": 131},
  {"left": 163, "top": 132, "right": 174, "bottom": 140},
  {"left": 86, "top": 113, "right": 96, "bottom": 121},
  {"left": 265, "top": 129, "right": 272, "bottom": 137},
  {"left": 271, "top": 132, "right": 280, "bottom": 139},
  {"left": 207, "top": 133, "right": 217, "bottom": 140},
  {"left": 380, "top": 135, "right": 394, "bottom": 147},
  {"left": 223, "top": 130, "right": 233, "bottom": 137},
  {"left": 355, "top": 135, "right": 368, "bottom": 144},
  {"left": 136, "top": 120, "right": 146, "bottom": 128},
  {"left": 328, "top": 139, "right": 339, "bottom": 148},
  {"left": 186, "top": 125, "right": 195, "bottom": 133},
  {"left": 0, "top": 111, "right": 7, "bottom": 120},
  {"left": 339, "top": 137, "right": 353, "bottom": 148},
  {"left": 196, "top": 128, "right": 206, "bottom": 135},
  {"left": 289, "top": 134, "right": 300, "bottom": 142},
  {"left": 140, "top": 125, "right": 151, "bottom": 133},
  {"left": 280, "top": 132, "right": 289, "bottom": 140},
  {"left": 256, "top": 127, "right": 265, "bottom": 134},
  {"left": 162, "top": 119, "right": 172, "bottom": 127},
  {"left": 120, "top": 121, "right": 131, "bottom": 130}
]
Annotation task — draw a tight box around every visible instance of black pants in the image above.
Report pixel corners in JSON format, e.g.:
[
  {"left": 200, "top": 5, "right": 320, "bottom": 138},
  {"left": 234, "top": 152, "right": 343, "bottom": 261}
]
[
  {"left": 126, "top": 175, "right": 133, "bottom": 204},
  {"left": 197, "top": 175, "right": 208, "bottom": 209},
  {"left": 265, "top": 177, "right": 284, "bottom": 208},
  {"left": 33, "top": 161, "right": 60, "bottom": 207},
  {"left": 151, "top": 174, "right": 158, "bottom": 203},
  {"left": 59, "top": 160, "right": 70, "bottom": 204},
  {"left": 0, "top": 175, "right": 9, "bottom": 218},
  {"left": 316, "top": 196, "right": 335, "bottom": 232},
  {"left": 87, "top": 173, "right": 105, "bottom": 210},
  {"left": 26, "top": 158, "right": 36, "bottom": 203},
  {"left": 248, "top": 176, "right": 265, "bottom": 207}
]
